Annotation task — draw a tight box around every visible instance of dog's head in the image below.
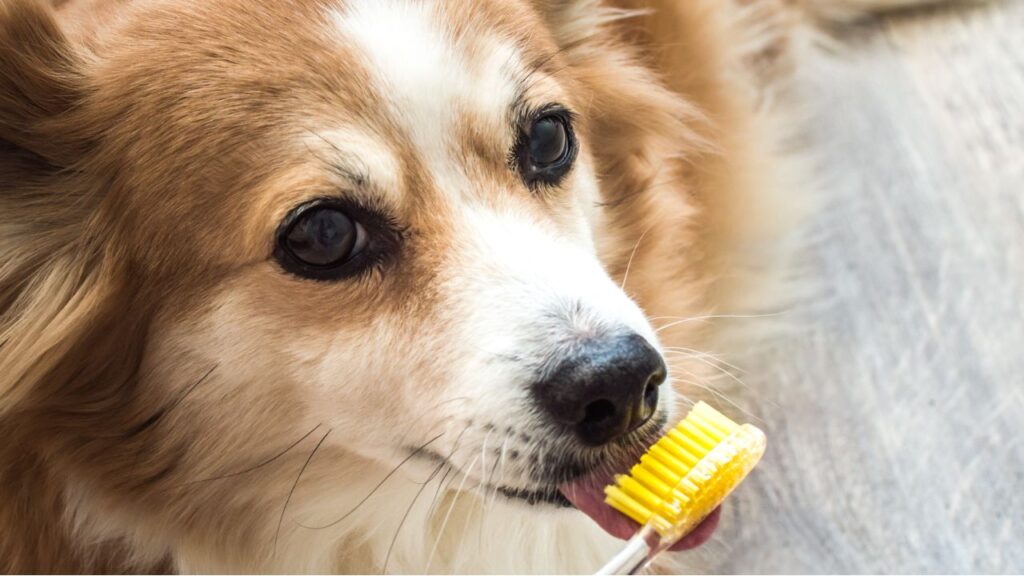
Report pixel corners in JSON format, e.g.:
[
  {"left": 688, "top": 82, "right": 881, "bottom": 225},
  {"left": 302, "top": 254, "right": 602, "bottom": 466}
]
[{"left": 1, "top": 0, "right": 707, "bottom": 569}]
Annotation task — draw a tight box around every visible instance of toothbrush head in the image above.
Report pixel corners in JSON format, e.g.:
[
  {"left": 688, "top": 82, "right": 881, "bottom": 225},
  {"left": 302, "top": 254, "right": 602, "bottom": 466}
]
[{"left": 604, "top": 401, "right": 766, "bottom": 539}]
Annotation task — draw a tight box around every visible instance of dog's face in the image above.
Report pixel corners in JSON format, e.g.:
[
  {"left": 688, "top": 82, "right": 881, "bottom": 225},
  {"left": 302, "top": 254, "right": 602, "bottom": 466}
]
[
  {"left": 90, "top": 0, "right": 675, "bottom": 524},
  {"left": 3, "top": 0, "right": 713, "bottom": 568}
]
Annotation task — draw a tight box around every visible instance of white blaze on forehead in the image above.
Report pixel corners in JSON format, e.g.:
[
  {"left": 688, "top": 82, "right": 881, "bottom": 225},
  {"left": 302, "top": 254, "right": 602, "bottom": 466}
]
[{"left": 329, "top": 0, "right": 523, "bottom": 195}]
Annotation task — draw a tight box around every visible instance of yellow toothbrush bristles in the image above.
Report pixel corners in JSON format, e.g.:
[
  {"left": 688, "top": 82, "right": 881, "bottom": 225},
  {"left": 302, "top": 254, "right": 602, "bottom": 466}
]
[{"left": 604, "top": 402, "right": 766, "bottom": 538}]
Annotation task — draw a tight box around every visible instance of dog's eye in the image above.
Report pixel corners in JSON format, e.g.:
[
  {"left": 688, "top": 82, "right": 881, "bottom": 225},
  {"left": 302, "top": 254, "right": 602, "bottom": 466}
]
[
  {"left": 285, "top": 207, "right": 366, "bottom": 266},
  {"left": 517, "top": 108, "right": 577, "bottom": 187},
  {"left": 274, "top": 200, "right": 371, "bottom": 280},
  {"left": 528, "top": 116, "right": 568, "bottom": 166}
]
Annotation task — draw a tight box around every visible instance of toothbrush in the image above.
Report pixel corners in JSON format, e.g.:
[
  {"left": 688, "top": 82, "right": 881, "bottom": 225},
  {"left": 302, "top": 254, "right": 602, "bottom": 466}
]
[{"left": 596, "top": 401, "right": 767, "bottom": 574}]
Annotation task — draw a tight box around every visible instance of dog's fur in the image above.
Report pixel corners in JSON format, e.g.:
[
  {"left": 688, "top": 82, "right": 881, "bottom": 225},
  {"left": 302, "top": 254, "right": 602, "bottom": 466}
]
[{"left": 0, "top": 0, "right": 945, "bottom": 572}]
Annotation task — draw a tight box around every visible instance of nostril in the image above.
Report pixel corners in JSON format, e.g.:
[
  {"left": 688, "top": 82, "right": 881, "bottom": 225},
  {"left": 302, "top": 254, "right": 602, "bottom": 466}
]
[
  {"left": 643, "top": 380, "right": 658, "bottom": 405},
  {"left": 582, "top": 398, "right": 617, "bottom": 426},
  {"left": 643, "top": 363, "right": 665, "bottom": 411}
]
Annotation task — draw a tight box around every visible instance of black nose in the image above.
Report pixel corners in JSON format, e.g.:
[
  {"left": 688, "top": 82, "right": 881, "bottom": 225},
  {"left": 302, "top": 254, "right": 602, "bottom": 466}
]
[{"left": 532, "top": 333, "right": 666, "bottom": 446}]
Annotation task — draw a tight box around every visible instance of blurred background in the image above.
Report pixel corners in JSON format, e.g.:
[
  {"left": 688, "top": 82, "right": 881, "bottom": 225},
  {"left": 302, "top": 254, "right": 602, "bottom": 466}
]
[{"left": 691, "top": 1, "right": 1023, "bottom": 572}]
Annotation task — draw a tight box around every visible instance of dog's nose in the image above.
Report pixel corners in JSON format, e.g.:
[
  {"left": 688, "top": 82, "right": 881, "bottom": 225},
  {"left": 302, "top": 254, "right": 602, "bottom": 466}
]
[{"left": 533, "top": 333, "right": 666, "bottom": 446}]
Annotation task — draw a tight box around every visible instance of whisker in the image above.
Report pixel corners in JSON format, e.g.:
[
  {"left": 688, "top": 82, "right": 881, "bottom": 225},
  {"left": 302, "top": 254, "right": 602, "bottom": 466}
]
[
  {"left": 393, "top": 397, "right": 470, "bottom": 456},
  {"left": 620, "top": 224, "right": 655, "bottom": 293},
  {"left": 479, "top": 435, "right": 511, "bottom": 551},
  {"left": 427, "top": 464, "right": 454, "bottom": 520},
  {"left": 648, "top": 312, "right": 780, "bottom": 322},
  {"left": 425, "top": 455, "right": 480, "bottom": 573},
  {"left": 662, "top": 346, "right": 747, "bottom": 375},
  {"left": 673, "top": 392, "right": 698, "bottom": 411},
  {"left": 671, "top": 375, "right": 764, "bottom": 424},
  {"left": 665, "top": 348, "right": 752, "bottom": 392},
  {"left": 184, "top": 425, "right": 322, "bottom": 486},
  {"left": 479, "top": 430, "right": 492, "bottom": 499},
  {"left": 382, "top": 460, "right": 446, "bottom": 574},
  {"left": 299, "top": 432, "right": 445, "bottom": 530},
  {"left": 273, "top": 429, "right": 331, "bottom": 557},
  {"left": 653, "top": 312, "right": 782, "bottom": 334},
  {"left": 486, "top": 436, "right": 510, "bottom": 511},
  {"left": 478, "top": 433, "right": 506, "bottom": 549},
  {"left": 462, "top": 433, "right": 493, "bottom": 552},
  {"left": 123, "top": 365, "right": 217, "bottom": 439},
  {"left": 426, "top": 423, "right": 473, "bottom": 519},
  {"left": 166, "top": 365, "right": 218, "bottom": 415}
]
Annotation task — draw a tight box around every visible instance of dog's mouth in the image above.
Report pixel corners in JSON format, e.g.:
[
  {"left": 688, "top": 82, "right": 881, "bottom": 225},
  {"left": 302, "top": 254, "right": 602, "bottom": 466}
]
[
  {"left": 414, "top": 414, "right": 719, "bottom": 550},
  {"left": 482, "top": 449, "right": 720, "bottom": 551},
  {"left": 494, "top": 484, "right": 573, "bottom": 507},
  {"left": 555, "top": 464, "right": 722, "bottom": 551}
]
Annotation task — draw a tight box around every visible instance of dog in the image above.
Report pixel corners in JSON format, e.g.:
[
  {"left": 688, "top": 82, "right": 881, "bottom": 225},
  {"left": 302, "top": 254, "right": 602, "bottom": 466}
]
[{"left": 0, "top": 0, "right": 945, "bottom": 572}]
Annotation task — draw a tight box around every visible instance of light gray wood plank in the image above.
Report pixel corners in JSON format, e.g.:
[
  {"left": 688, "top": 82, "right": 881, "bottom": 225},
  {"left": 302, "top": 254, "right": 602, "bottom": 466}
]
[{"left": 686, "top": 2, "right": 1024, "bottom": 572}]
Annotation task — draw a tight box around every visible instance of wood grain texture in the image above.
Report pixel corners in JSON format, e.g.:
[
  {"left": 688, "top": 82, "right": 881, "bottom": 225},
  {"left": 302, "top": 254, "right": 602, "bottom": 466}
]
[{"left": 686, "top": 1, "right": 1024, "bottom": 572}]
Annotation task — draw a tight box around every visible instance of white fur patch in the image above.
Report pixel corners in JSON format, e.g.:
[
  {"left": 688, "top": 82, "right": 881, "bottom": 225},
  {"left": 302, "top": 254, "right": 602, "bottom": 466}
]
[
  {"left": 328, "top": 0, "right": 523, "bottom": 196},
  {"left": 457, "top": 206, "right": 658, "bottom": 342}
]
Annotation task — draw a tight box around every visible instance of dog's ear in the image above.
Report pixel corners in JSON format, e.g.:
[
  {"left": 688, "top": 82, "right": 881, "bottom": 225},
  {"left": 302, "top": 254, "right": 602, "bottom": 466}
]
[
  {"left": 531, "top": 0, "right": 644, "bottom": 49},
  {"left": 0, "top": 0, "right": 113, "bottom": 416},
  {"left": 531, "top": 2, "right": 705, "bottom": 200},
  {"left": 0, "top": 0, "right": 87, "bottom": 167}
]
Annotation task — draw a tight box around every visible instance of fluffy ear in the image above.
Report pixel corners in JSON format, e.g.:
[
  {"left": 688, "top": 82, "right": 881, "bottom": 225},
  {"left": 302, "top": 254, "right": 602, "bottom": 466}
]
[
  {"left": 0, "top": 0, "right": 87, "bottom": 166},
  {"left": 530, "top": 0, "right": 708, "bottom": 169},
  {"left": 530, "top": 0, "right": 709, "bottom": 265},
  {"left": 530, "top": 0, "right": 644, "bottom": 48},
  {"left": 0, "top": 0, "right": 104, "bottom": 415}
]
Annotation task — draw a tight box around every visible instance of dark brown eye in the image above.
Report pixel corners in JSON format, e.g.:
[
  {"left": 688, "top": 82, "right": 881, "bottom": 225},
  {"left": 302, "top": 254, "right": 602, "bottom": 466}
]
[
  {"left": 274, "top": 200, "right": 371, "bottom": 280},
  {"left": 528, "top": 116, "right": 568, "bottom": 166},
  {"left": 285, "top": 207, "right": 365, "bottom": 266},
  {"left": 516, "top": 108, "right": 577, "bottom": 187}
]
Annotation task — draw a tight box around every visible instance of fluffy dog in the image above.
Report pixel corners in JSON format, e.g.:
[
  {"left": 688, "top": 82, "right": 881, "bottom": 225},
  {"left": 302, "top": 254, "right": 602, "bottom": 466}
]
[{"left": 0, "top": 0, "right": 941, "bottom": 572}]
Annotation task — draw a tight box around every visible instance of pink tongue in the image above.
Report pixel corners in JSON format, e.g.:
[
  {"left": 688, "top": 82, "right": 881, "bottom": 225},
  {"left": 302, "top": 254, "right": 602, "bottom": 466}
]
[{"left": 559, "top": 472, "right": 721, "bottom": 551}]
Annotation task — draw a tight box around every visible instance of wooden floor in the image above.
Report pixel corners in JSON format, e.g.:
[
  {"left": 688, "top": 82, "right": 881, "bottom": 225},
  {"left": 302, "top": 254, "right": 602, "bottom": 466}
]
[{"left": 689, "top": 2, "right": 1024, "bottom": 573}]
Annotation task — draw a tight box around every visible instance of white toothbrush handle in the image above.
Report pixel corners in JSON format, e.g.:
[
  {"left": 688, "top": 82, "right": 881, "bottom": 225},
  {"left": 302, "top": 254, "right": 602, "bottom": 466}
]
[{"left": 595, "top": 524, "right": 668, "bottom": 575}]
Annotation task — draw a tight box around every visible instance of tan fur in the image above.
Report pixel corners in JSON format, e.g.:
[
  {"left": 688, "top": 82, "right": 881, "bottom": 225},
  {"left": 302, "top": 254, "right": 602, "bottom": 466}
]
[{"left": 0, "top": 0, "right": 931, "bottom": 572}]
